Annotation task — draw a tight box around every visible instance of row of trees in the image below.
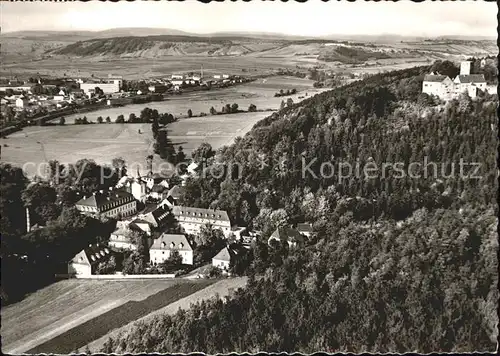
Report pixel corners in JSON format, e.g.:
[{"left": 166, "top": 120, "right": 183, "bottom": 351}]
[{"left": 274, "top": 88, "right": 297, "bottom": 97}]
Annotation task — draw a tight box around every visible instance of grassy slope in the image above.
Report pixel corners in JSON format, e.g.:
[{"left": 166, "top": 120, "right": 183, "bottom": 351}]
[{"left": 27, "top": 280, "right": 215, "bottom": 354}]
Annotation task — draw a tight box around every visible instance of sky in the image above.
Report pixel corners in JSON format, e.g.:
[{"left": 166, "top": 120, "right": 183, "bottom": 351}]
[{"left": 1, "top": 0, "right": 497, "bottom": 38}]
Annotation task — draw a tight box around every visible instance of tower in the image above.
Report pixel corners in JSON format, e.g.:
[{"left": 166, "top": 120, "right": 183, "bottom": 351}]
[{"left": 460, "top": 61, "right": 471, "bottom": 75}]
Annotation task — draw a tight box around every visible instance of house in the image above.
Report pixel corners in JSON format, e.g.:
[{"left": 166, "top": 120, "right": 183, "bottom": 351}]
[
  {"left": 422, "top": 74, "right": 454, "bottom": 100},
  {"left": 15, "top": 96, "right": 29, "bottom": 108},
  {"left": 231, "top": 226, "right": 247, "bottom": 240},
  {"left": 171, "top": 79, "right": 185, "bottom": 87},
  {"left": 129, "top": 218, "right": 152, "bottom": 236},
  {"left": 268, "top": 226, "right": 305, "bottom": 248},
  {"left": 136, "top": 204, "right": 171, "bottom": 229},
  {"left": 297, "top": 223, "right": 313, "bottom": 237},
  {"left": 171, "top": 205, "right": 232, "bottom": 237},
  {"left": 453, "top": 74, "right": 487, "bottom": 98},
  {"left": 164, "top": 185, "right": 184, "bottom": 206},
  {"left": 212, "top": 244, "right": 247, "bottom": 271},
  {"left": 75, "top": 189, "right": 137, "bottom": 219},
  {"left": 150, "top": 184, "right": 168, "bottom": 200},
  {"left": 128, "top": 179, "right": 148, "bottom": 202},
  {"left": 171, "top": 74, "right": 184, "bottom": 80},
  {"left": 109, "top": 221, "right": 137, "bottom": 250},
  {"left": 150, "top": 233, "right": 193, "bottom": 265},
  {"left": 67, "top": 244, "right": 113, "bottom": 277}
]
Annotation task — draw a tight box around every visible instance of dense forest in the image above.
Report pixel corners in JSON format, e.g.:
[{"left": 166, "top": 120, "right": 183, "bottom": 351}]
[
  {"left": 101, "top": 62, "right": 498, "bottom": 352},
  {"left": 0, "top": 160, "right": 119, "bottom": 304}
]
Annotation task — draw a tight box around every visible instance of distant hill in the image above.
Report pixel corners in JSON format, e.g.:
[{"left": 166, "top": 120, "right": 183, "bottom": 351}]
[{"left": 48, "top": 35, "right": 285, "bottom": 57}]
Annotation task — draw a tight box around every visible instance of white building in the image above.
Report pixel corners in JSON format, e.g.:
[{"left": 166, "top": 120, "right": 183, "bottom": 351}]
[
  {"left": 150, "top": 233, "right": 193, "bottom": 265},
  {"left": 109, "top": 221, "right": 137, "bottom": 250},
  {"left": 171, "top": 206, "right": 232, "bottom": 238},
  {"left": 67, "top": 244, "right": 112, "bottom": 277},
  {"left": 15, "top": 96, "right": 29, "bottom": 108},
  {"left": 422, "top": 74, "right": 455, "bottom": 100},
  {"left": 422, "top": 61, "right": 487, "bottom": 100},
  {"left": 75, "top": 189, "right": 137, "bottom": 219}
]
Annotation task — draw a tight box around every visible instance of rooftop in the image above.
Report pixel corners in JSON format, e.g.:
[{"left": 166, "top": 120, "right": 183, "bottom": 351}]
[
  {"left": 455, "top": 74, "right": 486, "bottom": 83},
  {"left": 150, "top": 233, "right": 193, "bottom": 251},
  {"left": 172, "top": 205, "right": 230, "bottom": 223},
  {"left": 423, "top": 74, "right": 449, "bottom": 83},
  {"left": 76, "top": 189, "right": 134, "bottom": 211}
]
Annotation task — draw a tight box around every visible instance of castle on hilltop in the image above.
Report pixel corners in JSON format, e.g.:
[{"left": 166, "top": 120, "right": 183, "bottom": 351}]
[{"left": 422, "top": 61, "right": 489, "bottom": 100}]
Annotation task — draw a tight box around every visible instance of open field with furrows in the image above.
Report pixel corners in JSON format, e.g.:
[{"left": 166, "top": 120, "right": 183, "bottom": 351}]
[
  {"left": 1, "top": 278, "right": 214, "bottom": 354},
  {"left": 58, "top": 277, "right": 247, "bottom": 353}
]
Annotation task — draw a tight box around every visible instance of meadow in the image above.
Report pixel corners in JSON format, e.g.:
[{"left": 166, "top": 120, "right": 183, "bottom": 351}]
[
  {"left": 1, "top": 278, "right": 212, "bottom": 354},
  {"left": 1, "top": 77, "right": 324, "bottom": 177}
]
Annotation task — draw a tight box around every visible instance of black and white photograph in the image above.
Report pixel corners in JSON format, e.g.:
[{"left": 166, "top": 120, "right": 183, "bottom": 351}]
[{"left": 0, "top": 0, "right": 498, "bottom": 354}]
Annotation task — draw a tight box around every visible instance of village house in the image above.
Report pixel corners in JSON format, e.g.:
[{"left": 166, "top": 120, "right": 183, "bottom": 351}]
[
  {"left": 171, "top": 205, "right": 232, "bottom": 238},
  {"left": 160, "top": 185, "right": 184, "bottom": 207},
  {"left": 297, "top": 223, "right": 313, "bottom": 237},
  {"left": 212, "top": 244, "right": 247, "bottom": 271},
  {"left": 75, "top": 189, "right": 137, "bottom": 219},
  {"left": 15, "top": 96, "right": 29, "bottom": 108},
  {"left": 150, "top": 233, "right": 194, "bottom": 265},
  {"left": 67, "top": 243, "right": 113, "bottom": 277},
  {"left": 109, "top": 221, "right": 138, "bottom": 250},
  {"left": 136, "top": 204, "right": 171, "bottom": 229},
  {"left": 268, "top": 226, "right": 306, "bottom": 248}
]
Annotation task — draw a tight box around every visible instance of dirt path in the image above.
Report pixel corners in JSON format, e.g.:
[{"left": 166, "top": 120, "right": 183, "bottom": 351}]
[{"left": 86, "top": 277, "right": 248, "bottom": 352}]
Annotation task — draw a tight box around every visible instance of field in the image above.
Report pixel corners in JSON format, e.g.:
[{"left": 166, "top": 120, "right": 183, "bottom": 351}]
[
  {"left": 86, "top": 277, "right": 248, "bottom": 352},
  {"left": 1, "top": 112, "right": 269, "bottom": 177},
  {"left": 1, "top": 77, "right": 323, "bottom": 177},
  {"left": 1, "top": 278, "right": 213, "bottom": 354}
]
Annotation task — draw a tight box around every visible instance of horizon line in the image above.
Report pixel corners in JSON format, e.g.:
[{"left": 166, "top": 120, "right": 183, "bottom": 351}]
[{"left": 1, "top": 27, "right": 496, "bottom": 40}]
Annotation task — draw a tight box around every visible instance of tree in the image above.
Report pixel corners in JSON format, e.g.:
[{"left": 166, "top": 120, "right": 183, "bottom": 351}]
[
  {"left": 97, "top": 116, "right": 103, "bottom": 124},
  {"left": 161, "top": 249, "right": 183, "bottom": 272},
  {"left": 191, "top": 142, "right": 214, "bottom": 163},
  {"left": 248, "top": 104, "right": 257, "bottom": 112},
  {"left": 129, "top": 113, "right": 137, "bottom": 123},
  {"left": 280, "top": 100, "right": 286, "bottom": 110},
  {"left": 152, "top": 117, "right": 159, "bottom": 138},
  {"left": 176, "top": 146, "right": 186, "bottom": 165},
  {"left": 111, "top": 157, "right": 126, "bottom": 178},
  {"left": 115, "top": 115, "right": 125, "bottom": 123},
  {"left": 231, "top": 103, "right": 239, "bottom": 113},
  {"left": 286, "top": 98, "right": 294, "bottom": 107},
  {"left": 105, "top": 116, "right": 111, "bottom": 123},
  {"left": 154, "top": 130, "right": 176, "bottom": 162},
  {"left": 59, "top": 117, "right": 66, "bottom": 125},
  {"left": 187, "top": 109, "right": 193, "bottom": 118},
  {"left": 210, "top": 106, "right": 217, "bottom": 115}
]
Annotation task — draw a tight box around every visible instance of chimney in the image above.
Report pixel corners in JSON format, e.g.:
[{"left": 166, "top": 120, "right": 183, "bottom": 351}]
[{"left": 26, "top": 207, "right": 31, "bottom": 233}]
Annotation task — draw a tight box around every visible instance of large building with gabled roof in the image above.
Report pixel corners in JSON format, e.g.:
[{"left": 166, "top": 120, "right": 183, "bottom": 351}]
[
  {"left": 171, "top": 205, "right": 232, "bottom": 237},
  {"left": 75, "top": 188, "right": 137, "bottom": 219},
  {"left": 150, "top": 233, "right": 193, "bottom": 265},
  {"left": 67, "top": 243, "right": 113, "bottom": 276}
]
